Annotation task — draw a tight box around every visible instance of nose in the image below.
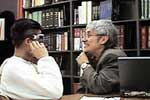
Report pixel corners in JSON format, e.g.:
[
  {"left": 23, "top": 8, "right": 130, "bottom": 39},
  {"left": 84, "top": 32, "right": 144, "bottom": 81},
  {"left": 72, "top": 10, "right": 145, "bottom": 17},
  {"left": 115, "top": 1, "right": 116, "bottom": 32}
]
[
  {"left": 81, "top": 36, "right": 87, "bottom": 42},
  {"left": 81, "top": 33, "right": 87, "bottom": 42}
]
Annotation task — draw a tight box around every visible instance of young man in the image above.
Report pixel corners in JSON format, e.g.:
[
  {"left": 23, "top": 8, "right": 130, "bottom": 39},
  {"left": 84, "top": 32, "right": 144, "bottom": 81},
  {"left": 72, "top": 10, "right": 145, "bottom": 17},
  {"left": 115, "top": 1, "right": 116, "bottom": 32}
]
[
  {"left": 0, "top": 19, "right": 63, "bottom": 99},
  {"left": 76, "top": 20, "right": 127, "bottom": 94}
]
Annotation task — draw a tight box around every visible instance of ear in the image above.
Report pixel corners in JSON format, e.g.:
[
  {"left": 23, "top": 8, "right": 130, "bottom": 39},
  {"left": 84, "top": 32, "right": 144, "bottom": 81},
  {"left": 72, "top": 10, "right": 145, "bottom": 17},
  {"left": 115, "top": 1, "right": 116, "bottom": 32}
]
[
  {"left": 24, "top": 38, "right": 31, "bottom": 46},
  {"left": 99, "top": 36, "right": 109, "bottom": 45}
]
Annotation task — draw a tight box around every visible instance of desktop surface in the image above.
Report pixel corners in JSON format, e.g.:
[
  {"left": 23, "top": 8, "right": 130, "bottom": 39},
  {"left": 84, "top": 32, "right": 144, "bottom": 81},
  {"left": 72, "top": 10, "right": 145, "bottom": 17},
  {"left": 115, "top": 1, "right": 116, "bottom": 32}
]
[{"left": 59, "top": 94, "right": 150, "bottom": 100}]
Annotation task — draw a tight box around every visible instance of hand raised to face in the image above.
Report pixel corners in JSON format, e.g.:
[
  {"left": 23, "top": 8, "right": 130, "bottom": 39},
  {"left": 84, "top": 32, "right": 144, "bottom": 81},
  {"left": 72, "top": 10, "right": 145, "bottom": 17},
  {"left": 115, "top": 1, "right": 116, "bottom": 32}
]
[
  {"left": 76, "top": 52, "right": 89, "bottom": 65},
  {"left": 29, "top": 41, "right": 48, "bottom": 59}
]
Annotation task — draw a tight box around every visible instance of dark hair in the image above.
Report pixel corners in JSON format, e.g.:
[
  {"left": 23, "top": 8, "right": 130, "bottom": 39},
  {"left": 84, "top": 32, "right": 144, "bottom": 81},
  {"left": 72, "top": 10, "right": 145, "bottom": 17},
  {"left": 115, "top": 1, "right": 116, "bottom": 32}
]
[{"left": 11, "top": 18, "right": 42, "bottom": 47}]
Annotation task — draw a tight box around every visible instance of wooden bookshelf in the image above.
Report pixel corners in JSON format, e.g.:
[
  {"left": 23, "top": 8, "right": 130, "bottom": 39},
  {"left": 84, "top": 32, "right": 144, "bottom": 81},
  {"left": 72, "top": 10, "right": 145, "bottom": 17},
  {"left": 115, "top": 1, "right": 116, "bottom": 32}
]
[{"left": 19, "top": 0, "right": 150, "bottom": 94}]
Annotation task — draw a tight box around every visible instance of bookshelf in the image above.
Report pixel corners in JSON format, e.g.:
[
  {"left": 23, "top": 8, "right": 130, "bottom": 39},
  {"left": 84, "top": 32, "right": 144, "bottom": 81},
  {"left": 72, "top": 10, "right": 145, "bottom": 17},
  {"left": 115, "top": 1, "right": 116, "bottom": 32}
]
[{"left": 20, "top": 0, "right": 150, "bottom": 94}]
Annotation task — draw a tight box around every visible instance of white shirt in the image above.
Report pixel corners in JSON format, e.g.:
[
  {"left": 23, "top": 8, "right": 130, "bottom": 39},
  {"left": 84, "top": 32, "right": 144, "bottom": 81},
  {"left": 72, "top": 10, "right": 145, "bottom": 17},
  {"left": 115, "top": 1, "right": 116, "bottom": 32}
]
[{"left": 0, "top": 56, "right": 63, "bottom": 100}]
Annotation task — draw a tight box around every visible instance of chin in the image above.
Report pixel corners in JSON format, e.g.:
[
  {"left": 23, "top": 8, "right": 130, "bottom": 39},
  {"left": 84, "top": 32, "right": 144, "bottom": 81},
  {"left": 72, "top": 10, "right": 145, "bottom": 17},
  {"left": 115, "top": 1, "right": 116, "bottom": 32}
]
[{"left": 83, "top": 48, "right": 89, "bottom": 53}]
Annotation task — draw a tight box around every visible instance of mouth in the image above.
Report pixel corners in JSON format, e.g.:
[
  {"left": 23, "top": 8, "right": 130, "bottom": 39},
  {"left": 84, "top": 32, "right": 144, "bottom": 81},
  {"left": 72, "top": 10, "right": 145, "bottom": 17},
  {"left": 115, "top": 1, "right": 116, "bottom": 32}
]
[{"left": 82, "top": 44, "right": 88, "bottom": 49}]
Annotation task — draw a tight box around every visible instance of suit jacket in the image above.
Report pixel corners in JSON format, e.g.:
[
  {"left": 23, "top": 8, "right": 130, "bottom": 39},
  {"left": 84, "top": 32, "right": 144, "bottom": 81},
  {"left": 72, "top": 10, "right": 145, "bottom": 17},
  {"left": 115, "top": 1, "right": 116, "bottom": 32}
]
[{"left": 77, "top": 48, "right": 127, "bottom": 94}]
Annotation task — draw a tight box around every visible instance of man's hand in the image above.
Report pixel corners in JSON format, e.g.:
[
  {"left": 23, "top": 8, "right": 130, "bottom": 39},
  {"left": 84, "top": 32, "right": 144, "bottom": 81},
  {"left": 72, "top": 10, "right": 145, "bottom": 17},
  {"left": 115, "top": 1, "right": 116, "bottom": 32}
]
[
  {"left": 76, "top": 52, "right": 89, "bottom": 65},
  {"left": 29, "top": 41, "right": 48, "bottom": 59}
]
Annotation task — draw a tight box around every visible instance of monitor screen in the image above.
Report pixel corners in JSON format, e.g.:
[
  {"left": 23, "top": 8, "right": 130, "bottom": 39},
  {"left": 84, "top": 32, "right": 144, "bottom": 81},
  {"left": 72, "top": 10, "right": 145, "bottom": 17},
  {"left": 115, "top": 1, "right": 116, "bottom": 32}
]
[{"left": 118, "top": 57, "right": 150, "bottom": 94}]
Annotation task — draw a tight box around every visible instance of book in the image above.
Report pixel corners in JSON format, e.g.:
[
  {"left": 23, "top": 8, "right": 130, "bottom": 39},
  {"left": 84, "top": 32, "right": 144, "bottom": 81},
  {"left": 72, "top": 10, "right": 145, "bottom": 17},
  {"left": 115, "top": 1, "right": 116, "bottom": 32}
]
[
  {"left": 74, "top": 8, "right": 79, "bottom": 24},
  {"left": 0, "top": 18, "right": 5, "bottom": 40},
  {"left": 45, "top": 0, "right": 53, "bottom": 4},
  {"left": 87, "top": 1, "right": 92, "bottom": 24},
  {"left": 17, "top": 0, "right": 23, "bottom": 18},
  {"left": 141, "top": 0, "right": 145, "bottom": 19},
  {"left": 112, "top": 0, "right": 120, "bottom": 20},
  {"left": 53, "top": 8, "right": 59, "bottom": 27},
  {"left": 74, "top": 28, "right": 81, "bottom": 50},
  {"left": 148, "top": 26, "right": 150, "bottom": 48},
  {"left": 100, "top": 0, "right": 112, "bottom": 19},
  {"left": 123, "top": 25, "right": 136, "bottom": 49},
  {"left": 115, "top": 25, "right": 124, "bottom": 49},
  {"left": 119, "top": 1, "right": 136, "bottom": 20},
  {"left": 141, "top": 26, "right": 147, "bottom": 49}
]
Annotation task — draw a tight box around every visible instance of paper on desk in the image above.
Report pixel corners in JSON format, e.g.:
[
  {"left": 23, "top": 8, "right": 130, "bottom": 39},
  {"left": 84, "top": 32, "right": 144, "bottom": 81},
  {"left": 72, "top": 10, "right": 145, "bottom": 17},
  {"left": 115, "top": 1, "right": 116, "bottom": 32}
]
[{"left": 80, "top": 96, "right": 120, "bottom": 100}]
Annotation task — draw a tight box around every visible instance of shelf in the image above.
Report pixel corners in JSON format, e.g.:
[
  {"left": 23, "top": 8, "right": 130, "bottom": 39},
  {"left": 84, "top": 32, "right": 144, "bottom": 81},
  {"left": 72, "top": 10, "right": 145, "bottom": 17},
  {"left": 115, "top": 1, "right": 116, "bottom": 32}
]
[
  {"left": 62, "top": 75, "right": 72, "bottom": 78},
  {"left": 72, "top": 50, "right": 82, "bottom": 53},
  {"left": 139, "top": 19, "right": 150, "bottom": 22},
  {"left": 72, "top": 49, "right": 138, "bottom": 53},
  {"left": 72, "top": 0, "right": 79, "bottom": 2},
  {"left": 23, "top": 1, "right": 70, "bottom": 11},
  {"left": 72, "top": 24, "right": 86, "bottom": 28},
  {"left": 48, "top": 50, "right": 71, "bottom": 54},
  {"left": 73, "top": 76, "right": 80, "bottom": 78},
  {"left": 140, "top": 49, "right": 150, "bottom": 51},
  {"left": 71, "top": 19, "right": 137, "bottom": 27},
  {"left": 112, "top": 19, "right": 137, "bottom": 24},
  {"left": 42, "top": 25, "right": 70, "bottom": 31},
  {"left": 123, "top": 49, "right": 138, "bottom": 52}
]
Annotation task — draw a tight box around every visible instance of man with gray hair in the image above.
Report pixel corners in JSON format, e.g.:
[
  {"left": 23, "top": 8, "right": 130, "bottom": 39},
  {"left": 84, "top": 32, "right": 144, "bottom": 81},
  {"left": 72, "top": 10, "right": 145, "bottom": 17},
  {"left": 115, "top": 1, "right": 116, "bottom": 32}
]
[{"left": 76, "top": 20, "right": 127, "bottom": 94}]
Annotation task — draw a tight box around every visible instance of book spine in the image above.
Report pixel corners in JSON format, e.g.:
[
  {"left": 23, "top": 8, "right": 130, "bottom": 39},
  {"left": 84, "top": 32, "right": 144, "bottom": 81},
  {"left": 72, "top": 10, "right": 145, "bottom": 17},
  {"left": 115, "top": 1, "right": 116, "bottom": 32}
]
[{"left": 141, "top": 26, "right": 147, "bottom": 49}]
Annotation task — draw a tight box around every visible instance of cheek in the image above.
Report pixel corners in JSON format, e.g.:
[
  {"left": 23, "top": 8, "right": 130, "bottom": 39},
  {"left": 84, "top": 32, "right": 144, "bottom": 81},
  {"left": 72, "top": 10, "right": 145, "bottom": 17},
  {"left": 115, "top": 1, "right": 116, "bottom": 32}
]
[
  {"left": 84, "top": 39, "right": 99, "bottom": 51},
  {"left": 25, "top": 50, "right": 32, "bottom": 57}
]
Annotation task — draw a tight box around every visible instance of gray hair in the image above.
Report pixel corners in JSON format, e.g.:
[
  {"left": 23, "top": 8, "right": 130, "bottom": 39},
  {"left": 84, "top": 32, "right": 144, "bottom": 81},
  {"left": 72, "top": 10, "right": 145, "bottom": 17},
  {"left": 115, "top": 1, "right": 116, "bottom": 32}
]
[{"left": 86, "top": 20, "right": 118, "bottom": 49}]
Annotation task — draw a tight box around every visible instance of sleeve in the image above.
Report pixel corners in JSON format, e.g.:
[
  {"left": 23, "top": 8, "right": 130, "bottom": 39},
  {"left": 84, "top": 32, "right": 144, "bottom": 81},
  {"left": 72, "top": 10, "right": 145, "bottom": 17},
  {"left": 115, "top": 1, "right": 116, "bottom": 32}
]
[
  {"left": 2, "top": 56, "right": 63, "bottom": 99},
  {"left": 80, "top": 54, "right": 119, "bottom": 94}
]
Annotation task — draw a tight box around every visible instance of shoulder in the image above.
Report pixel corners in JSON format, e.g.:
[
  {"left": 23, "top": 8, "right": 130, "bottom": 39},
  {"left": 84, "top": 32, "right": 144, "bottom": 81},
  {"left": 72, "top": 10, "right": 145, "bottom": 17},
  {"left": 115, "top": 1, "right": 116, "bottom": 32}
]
[
  {"left": 103, "top": 48, "right": 126, "bottom": 57},
  {"left": 99, "top": 49, "right": 127, "bottom": 63},
  {"left": 5, "top": 56, "right": 24, "bottom": 65},
  {"left": 1, "top": 56, "right": 30, "bottom": 73}
]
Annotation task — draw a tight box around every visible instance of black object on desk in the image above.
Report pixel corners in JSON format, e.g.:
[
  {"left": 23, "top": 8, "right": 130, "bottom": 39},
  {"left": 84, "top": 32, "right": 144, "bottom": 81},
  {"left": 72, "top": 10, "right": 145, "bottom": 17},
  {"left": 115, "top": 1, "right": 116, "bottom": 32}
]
[{"left": 118, "top": 57, "right": 150, "bottom": 97}]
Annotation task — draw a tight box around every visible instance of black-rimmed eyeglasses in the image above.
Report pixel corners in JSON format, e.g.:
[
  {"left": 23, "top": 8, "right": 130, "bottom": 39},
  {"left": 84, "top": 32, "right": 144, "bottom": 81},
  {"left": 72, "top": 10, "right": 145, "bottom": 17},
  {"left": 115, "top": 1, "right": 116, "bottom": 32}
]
[
  {"left": 29, "top": 33, "right": 44, "bottom": 42},
  {"left": 81, "top": 33, "right": 106, "bottom": 39}
]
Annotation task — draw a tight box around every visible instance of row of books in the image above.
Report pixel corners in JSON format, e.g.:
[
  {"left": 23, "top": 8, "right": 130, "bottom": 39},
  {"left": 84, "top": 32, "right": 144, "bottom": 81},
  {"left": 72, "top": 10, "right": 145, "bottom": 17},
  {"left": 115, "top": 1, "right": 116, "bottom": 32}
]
[
  {"left": 141, "top": 25, "right": 150, "bottom": 49},
  {"left": 23, "top": 0, "right": 45, "bottom": 8},
  {"left": 41, "top": 32, "right": 68, "bottom": 51},
  {"left": 23, "top": 0, "right": 66, "bottom": 8},
  {"left": 74, "top": 1, "right": 92, "bottom": 25},
  {"left": 74, "top": 25, "right": 128, "bottom": 50},
  {"left": 39, "top": 26, "right": 136, "bottom": 51},
  {"left": 42, "top": 25, "right": 134, "bottom": 52},
  {"left": 53, "top": 55, "right": 70, "bottom": 75},
  {"left": 74, "top": 28, "right": 85, "bottom": 51},
  {"left": 115, "top": 24, "right": 137, "bottom": 49},
  {"left": 24, "top": 0, "right": 121, "bottom": 28},
  {"left": 73, "top": 0, "right": 120, "bottom": 25},
  {"left": 115, "top": 25, "right": 124, "bottom": 49},
  {"left": 73, "top": 25, "right": 136, "bottom": 51},
  {"left": 140, "top": 0, "right": 150, "bottom": 19},
  {"left": 25, "top": 7, "right": 65, "bottom": 28},
  {"left": 23, "top": 0, "right": 139, "bottom": 24},
  {"left": 41, "top": 28, "right": 86, "bottom": 52}
]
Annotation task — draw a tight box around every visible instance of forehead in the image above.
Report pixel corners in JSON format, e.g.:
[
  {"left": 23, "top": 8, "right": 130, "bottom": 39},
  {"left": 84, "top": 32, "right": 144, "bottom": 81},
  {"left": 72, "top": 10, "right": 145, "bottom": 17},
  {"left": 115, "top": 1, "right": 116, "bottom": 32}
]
[{"left": 86, "top": 28, "right": 96, "bottom": 34}]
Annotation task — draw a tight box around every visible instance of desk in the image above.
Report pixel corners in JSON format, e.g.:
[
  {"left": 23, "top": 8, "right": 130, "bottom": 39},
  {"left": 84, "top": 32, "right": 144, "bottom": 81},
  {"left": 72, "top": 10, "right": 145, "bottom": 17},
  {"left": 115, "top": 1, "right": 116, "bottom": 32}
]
[
  {"left": 59, "top": 94, "right": 150, "bottom": 100},
  {"left": 59, "top": 94, "right": 84, "bottom": 100}
]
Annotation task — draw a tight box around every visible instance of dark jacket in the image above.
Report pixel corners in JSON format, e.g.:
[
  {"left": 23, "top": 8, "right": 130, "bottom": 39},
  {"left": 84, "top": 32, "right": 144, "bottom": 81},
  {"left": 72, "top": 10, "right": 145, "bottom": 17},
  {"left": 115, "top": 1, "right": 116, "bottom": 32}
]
[{"left": 77, "top": 49, "right": 127, "bottom": 94}]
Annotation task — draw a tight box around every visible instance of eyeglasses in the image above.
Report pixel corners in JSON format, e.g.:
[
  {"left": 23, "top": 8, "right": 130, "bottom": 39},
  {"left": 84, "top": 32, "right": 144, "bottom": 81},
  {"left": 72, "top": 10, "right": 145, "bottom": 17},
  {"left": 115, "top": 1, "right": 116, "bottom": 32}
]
[
  {"left": 81, "top": 33, "right": 106, "bottom": 39},
  {"left": 29, "top": 33, "right": 44, "bottom": 42}
]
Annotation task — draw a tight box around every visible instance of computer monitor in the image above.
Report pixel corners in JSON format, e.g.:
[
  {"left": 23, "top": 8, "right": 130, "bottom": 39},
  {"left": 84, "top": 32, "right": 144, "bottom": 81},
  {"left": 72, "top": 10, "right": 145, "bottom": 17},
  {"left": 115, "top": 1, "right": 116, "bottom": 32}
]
[{"left": 118, "top": 57, "right": 150, "bottom": 97}]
